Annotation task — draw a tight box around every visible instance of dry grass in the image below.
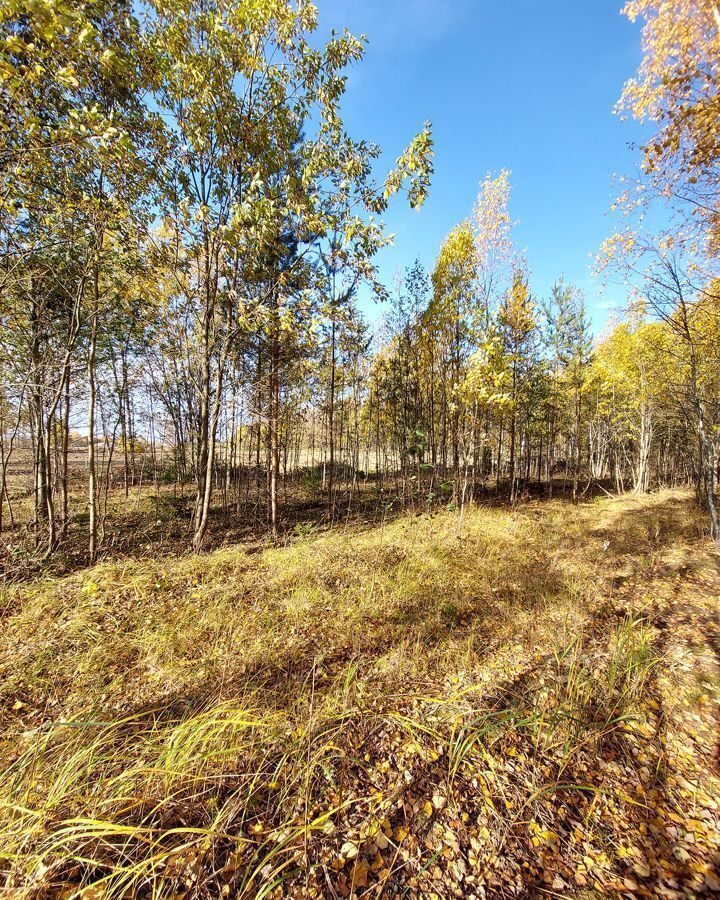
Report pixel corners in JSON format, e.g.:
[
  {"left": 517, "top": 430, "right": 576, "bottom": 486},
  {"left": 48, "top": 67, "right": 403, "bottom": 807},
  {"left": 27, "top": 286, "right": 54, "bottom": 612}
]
[{"left": 0, "top": 490, "right": 717, "bottom": 898}]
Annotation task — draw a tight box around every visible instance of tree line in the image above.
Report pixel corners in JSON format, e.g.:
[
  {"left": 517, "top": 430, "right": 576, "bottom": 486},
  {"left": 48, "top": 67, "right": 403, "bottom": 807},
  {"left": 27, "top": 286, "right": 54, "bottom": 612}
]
[{"left": 1, "top": 0, "right": 719, "bottom": 562}]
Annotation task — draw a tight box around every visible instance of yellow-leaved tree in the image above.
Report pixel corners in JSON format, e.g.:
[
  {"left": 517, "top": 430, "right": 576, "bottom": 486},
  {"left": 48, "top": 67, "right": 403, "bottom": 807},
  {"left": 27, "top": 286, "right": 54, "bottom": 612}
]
[{"left": 618, "top": 0, "right": 720, "bottom": 243}]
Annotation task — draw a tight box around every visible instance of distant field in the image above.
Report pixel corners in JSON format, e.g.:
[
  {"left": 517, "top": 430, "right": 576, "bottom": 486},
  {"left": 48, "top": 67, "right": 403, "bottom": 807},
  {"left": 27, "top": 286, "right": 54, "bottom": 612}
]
[{"left": 5, "top": 446, "right": 155, "bottom": 481}]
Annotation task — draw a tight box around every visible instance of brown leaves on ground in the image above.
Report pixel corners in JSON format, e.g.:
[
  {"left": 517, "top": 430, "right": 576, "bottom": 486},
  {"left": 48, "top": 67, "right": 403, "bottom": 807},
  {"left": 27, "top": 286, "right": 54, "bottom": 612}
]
[
  {"left": 227, "top": 507, "right": 720, "bottom": 898},
  {"left": 1, "top": 491, "right": 720, "bottom": 899}
]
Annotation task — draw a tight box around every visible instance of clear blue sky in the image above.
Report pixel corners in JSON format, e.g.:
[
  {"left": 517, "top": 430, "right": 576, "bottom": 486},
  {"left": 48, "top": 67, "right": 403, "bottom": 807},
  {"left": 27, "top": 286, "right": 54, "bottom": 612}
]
[{"left": 317, "top": 0, "right": 649, "bottom": 335}]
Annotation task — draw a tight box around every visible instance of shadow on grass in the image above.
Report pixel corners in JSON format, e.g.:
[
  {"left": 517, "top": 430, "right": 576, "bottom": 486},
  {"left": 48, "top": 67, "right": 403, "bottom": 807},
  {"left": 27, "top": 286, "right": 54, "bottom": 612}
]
[{"left": 2, "top": 488, "right": 717, "bottom": 897}]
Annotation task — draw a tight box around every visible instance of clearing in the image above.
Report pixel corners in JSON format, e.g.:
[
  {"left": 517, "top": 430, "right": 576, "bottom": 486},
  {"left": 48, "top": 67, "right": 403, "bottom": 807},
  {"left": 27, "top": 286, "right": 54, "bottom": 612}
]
[{"left": 1, "top": 490, "right": 719, "bottom": 899}]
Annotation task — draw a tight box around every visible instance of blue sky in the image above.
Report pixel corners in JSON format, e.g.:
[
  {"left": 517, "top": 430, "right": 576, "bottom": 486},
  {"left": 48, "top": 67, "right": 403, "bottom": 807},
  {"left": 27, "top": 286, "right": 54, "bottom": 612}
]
[{"left": 316, "top": 0, "right": 649, "bottom": 335}]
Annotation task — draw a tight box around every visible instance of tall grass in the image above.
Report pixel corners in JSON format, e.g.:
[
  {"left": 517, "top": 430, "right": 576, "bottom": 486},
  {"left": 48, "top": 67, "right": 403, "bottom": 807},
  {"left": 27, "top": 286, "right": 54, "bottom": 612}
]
[{"left": 0, "top": 490, "right": 700, "bottom": 896}]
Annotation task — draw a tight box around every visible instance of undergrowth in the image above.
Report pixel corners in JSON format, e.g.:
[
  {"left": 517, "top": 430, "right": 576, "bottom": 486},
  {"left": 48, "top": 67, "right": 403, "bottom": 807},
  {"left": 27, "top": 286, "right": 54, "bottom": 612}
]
[{"left": 0, "top": 490, "right": 715, "bottom": 898}]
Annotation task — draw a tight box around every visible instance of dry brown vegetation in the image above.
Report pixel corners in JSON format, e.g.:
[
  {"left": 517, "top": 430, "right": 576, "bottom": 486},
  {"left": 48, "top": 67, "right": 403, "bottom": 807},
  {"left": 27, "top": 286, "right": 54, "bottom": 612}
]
[
  {"left": 3, "top": 0, "right": 720, "bottom": 896},
  {"left": 1, "top": 489, "right": 719, "bottom": 898}
]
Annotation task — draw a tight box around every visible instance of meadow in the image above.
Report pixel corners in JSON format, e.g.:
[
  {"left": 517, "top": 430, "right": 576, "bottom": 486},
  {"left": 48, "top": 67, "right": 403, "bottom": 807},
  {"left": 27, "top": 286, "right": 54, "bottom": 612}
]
[{"left": 1, "top": 488, "right": 719, "bottom": 898}]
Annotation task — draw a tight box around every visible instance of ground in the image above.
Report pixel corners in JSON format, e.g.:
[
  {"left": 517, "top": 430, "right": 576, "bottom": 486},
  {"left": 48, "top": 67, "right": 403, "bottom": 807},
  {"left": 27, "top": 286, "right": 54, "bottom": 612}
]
[{"left": 1, "top": 489, "right": 719, "bottom": 898}]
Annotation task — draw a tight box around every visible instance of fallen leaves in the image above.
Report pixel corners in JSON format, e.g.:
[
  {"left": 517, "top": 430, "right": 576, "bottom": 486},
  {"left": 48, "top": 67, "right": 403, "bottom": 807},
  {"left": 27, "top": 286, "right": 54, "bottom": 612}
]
[{"left": 4, "top": 498, "right": 720, "bottom": 899}]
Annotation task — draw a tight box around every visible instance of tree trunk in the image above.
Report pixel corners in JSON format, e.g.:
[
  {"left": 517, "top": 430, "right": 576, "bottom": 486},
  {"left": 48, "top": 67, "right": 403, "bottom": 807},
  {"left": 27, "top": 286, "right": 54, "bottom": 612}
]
[{"left": 88, "top": 278, "right": 99, "bottom": 565}]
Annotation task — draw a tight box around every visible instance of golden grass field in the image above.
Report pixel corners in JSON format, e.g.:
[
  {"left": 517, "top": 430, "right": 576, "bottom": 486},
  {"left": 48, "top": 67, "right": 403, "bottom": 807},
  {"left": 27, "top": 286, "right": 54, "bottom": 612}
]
[{"left": 1, "top": 490, "right": 719, "bottom": 898}]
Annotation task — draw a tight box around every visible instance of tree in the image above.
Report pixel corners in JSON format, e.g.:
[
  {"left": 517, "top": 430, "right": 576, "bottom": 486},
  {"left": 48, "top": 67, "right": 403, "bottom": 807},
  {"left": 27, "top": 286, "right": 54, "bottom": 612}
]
[
  {"left": 541, "top": 279, "right": 592, "bottom": 499},
  {"left": 599, "top": 228, "right": 720, "bottom": 541},
  {"left": 429, "top": 221, "right": 477, "bottom": 477},
  {"left": 498, "top": 271, "right": 538, "bottom": 501},
  {"left": 605, "top": 0, "right": 720, "bottom": 541},
  {"left": 618, "top": 0, "right": 720, "bottom": 244},
  {"left": 146, "top": 0, "right": 433, "bottom": 548},
  {"left": 589, "top": 320, "right": 668, "bottom": 493},
  {"left": 473, "top": 169, "right": 518, "bottom": 328},
  {"left": 1, "top": 0, "right": 153, "bottom": 559}
]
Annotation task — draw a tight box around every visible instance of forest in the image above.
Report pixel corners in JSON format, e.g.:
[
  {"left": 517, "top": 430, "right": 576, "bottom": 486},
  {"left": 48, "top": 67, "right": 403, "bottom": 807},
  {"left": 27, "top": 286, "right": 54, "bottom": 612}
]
[{"left": 1, "top": 0, "right": 720, "bottom": 898}]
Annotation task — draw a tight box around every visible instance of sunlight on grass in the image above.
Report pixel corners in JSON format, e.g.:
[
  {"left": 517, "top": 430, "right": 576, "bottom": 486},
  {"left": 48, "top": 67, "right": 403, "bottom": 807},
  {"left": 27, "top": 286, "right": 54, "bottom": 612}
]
[{"left": 0, "top": 490, "right": 712, "bottom": 897}]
